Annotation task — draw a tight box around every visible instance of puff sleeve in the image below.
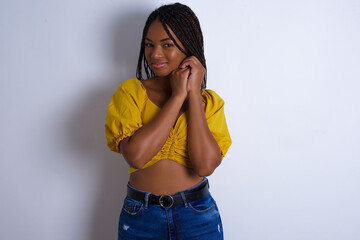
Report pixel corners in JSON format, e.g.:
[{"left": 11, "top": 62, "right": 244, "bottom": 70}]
[
  {"left": 202, "top": 89, "right": 232, "bottom": 158},
  {"left": 104, "top": 79, "right": 144, "bottom": 154}
]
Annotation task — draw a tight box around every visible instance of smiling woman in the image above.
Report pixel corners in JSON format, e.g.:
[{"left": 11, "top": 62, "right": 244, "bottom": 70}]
[
  {"left": 144, "top": 19, "right": 188, "bottom": 78},
  {"left": 104, "top": 2, "right": 232, "bottom": 239}
]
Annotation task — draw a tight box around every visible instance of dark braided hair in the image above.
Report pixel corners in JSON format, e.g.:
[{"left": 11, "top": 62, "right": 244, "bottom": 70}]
[{"left": 136, "top": 2, "right": 207, "bottom": 90}]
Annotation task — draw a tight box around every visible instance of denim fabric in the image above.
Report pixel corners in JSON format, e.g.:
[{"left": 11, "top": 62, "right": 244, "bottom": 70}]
[{"left": 118, "top": 177, "right": 224, "bottom": 240}]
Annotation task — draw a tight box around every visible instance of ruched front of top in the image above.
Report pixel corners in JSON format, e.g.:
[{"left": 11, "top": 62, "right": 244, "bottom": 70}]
[{"left": 105, "top": 78, "right": 232, "bottom": 173}]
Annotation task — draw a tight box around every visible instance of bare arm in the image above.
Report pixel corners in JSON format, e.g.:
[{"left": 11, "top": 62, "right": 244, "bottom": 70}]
[
  {"left": 187, "top": 91, "right": 222, "bottom": 176},
  {"left": 180, "top": 56, "right": 222, "bottom": 176}
]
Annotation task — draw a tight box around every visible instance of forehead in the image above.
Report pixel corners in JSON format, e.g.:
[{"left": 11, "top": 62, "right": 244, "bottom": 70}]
[{"left": 145, "top": 19, "right": 179, "bottom": 42}]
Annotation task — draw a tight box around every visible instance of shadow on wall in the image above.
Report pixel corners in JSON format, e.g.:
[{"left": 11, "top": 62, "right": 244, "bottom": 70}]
[{"left": 67, "top": 8, "right": 152, "bottom": 240}]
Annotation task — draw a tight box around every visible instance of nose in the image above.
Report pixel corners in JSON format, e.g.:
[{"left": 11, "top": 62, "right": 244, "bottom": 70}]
[{"left": 151, "top": 45, "right": 164, "bottom": 59}]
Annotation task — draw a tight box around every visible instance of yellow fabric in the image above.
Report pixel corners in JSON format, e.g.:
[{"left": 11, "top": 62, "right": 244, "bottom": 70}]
[{"left": 105, "top": 78, "right": 232, "bottom": 173}]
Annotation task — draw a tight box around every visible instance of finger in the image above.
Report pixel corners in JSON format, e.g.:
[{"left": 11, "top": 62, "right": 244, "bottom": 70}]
[
  {"left": 180, "top": 56, "right": 200, "bottom": 65},
  {"left": 179, "top": 60, "right": 193, "bottom": 69},
  {"left": 179, "top": 57, "right": 194, "bottom": 68},
  {"left": 178, "top": 63, "right": 192, "bottom": 69},
  {"left": 179, "top": 68, "right": 191, "bottom": 77},
  {"left": 173, "top": 67, "right": 189, "bottom": 74},
  {"left": 171, "top": 67, "right": 190, "bottom": 79},
  {"left": 179, "top": 59, "right": 200, "bottom": 69},
  {"left": 176, "top": 67, "right": 191, "bottom": 74}
]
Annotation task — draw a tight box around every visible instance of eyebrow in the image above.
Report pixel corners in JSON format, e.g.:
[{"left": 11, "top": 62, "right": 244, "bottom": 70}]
[{"left": 145, "top": 37, "right": 172, "bottom": 42}]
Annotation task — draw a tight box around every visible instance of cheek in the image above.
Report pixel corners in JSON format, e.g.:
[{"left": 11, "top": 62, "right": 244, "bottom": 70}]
[
  {"left": 144, "top": 50, "right": 150, "bottom": 61},
  {"left": 169, "top": 50, "right": 186, "bottom": 63}
]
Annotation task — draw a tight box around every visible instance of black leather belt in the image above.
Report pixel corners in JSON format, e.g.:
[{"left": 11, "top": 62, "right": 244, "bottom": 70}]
[{"left": 127, "top": 179, "right": 209, "bottom": 208}]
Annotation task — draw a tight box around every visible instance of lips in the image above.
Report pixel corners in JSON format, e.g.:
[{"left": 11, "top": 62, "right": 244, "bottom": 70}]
[{"left": 152, "top": 62, "right": 167, "bottom": 69}]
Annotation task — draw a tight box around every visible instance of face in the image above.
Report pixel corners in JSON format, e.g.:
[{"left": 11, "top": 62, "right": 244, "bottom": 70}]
[{"left": 144, "top": 18, "right": 187, "bottom": 78}]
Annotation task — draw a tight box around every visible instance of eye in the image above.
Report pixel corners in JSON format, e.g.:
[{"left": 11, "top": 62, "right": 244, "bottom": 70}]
[
  {"left": 163, "top": 43, "right": 173, "bottom": 48},
  {"left": 144, "top": 43, "right": 153, "bottom": 47}
]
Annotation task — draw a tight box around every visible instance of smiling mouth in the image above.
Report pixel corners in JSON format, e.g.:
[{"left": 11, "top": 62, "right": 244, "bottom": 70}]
[{"left": 152, "top": 62, "right": 167, "bottom": 69}]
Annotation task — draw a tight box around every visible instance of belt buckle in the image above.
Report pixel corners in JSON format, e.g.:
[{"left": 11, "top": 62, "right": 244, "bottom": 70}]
[{"left": 159, "top": 195, "right": 174, "bottom": 208}]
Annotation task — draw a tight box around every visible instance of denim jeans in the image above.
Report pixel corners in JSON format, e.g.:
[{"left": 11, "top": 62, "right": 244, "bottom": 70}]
[{"left": 118, "top": 177, "right": 224, "bottom": 240}]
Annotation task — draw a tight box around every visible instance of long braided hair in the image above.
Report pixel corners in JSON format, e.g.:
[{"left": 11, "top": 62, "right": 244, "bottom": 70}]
[{"left": 136, "top": 3, "right": 207, "bottom": 90}]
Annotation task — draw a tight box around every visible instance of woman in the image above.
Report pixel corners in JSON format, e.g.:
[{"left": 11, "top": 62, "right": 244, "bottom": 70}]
[{"left": 105, "top": 3, "right": 232, "bottom": 239}]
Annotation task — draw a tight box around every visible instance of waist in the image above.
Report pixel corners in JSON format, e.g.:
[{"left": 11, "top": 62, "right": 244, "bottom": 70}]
[
  {"left": 129, "top": 159, "right": 203, "bottom": 195},
  {"left": 127, "top": 177, "right": 209, "bottom": 208}
]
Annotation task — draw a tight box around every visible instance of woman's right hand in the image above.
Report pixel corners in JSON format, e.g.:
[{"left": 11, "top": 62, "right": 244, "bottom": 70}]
[{"left": 169, "top": 67, "right": 191, "bottom": 99}]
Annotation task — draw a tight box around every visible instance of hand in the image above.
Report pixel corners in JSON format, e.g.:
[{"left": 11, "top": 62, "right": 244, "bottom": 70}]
[
  {"left": 169, "top": 66, "right": 191, "bottom": 99},
  {"left": 178, "top": 56, "right": 206, "bottom": 94}
]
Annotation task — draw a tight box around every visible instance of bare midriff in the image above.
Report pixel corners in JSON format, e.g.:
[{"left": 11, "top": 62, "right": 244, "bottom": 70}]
[{"left": 129, "top": 159, "right": 204, "bottom": 195}]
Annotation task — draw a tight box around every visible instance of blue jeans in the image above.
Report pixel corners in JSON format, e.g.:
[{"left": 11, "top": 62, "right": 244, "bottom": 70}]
[{"left": 118, "top": 177, "right": 224, "bottom": 239}]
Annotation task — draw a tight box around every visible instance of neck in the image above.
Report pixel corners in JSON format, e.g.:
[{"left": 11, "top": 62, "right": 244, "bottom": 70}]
[{"left": 154, "top": 76, "right": 172, "bottom": 93}]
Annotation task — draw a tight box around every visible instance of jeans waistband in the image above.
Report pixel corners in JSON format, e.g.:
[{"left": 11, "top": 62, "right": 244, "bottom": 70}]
[{"left": 126, "top": 177, "right": 209, "bottom": 208}]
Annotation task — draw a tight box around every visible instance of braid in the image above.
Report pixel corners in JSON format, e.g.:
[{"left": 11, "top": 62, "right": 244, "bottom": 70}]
[{"left": 136, "top": 3, "right": 207, "bottom": 90}]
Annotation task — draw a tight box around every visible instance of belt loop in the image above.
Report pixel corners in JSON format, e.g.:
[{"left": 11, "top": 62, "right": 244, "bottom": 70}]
[
  {"left": 180, "top": 191, "right": 188, "bottom": 208},
  {"left": 144, "top": 192, "right": 150, "bottom": 209},
  {"left": 205, "top": 177, "right": 210, "bottom": 189}
]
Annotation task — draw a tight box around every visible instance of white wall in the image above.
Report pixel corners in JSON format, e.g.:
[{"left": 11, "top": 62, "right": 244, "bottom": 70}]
[{"left": 1, "top": 0, "right": 359, "bottom": 239}]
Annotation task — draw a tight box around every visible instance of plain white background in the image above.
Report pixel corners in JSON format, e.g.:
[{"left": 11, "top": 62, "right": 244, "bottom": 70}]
[{"left": 1, "top": 0, "right": 359, "bottom": 239}]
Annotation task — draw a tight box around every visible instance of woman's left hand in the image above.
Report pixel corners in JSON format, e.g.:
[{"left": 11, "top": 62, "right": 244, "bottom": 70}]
[{"left": 179, "top": 56, "right": 206, "bottom": 94}]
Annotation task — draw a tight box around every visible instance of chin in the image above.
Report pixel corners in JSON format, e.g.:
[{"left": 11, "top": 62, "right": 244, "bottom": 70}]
[
  {"left": 154, "top": 74, "right": 171, "bottom": 79},
  {"left": 152, "top": 70, "right": 172, "bottom": 78}
]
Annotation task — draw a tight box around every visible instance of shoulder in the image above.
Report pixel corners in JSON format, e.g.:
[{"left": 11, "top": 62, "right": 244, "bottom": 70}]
[
  {"left": 110, "top": 78, "right": 146, "bottom": 106},
  {"left": 118, "top": 78, "right": 145, "bottom": 93},
  {"left": 113, "top": 78, "right": 146, "bottom": 98},
  {"left": 201, "top": 89, "right": 225, "bottom": 108}
]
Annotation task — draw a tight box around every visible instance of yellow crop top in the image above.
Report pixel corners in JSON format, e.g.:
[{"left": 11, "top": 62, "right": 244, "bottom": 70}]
[{"left": 105, "top": 78, "right": 232, "bottom": 173}]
